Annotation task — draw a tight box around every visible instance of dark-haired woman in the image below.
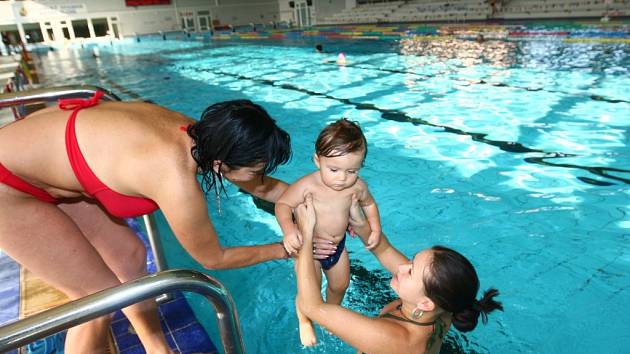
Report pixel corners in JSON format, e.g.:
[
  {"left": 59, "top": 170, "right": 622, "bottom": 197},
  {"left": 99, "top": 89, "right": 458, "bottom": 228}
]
[
  {"left": 0, "top": 93, "right": 319, "bottom": 353},
  {"left": 297, "top": 194, "right": 503, "bottom": 354}
]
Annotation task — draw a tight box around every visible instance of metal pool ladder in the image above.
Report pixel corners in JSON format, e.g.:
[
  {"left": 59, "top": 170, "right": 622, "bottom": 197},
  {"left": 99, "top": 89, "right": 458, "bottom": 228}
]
[
  {"left": 0, "top": 269, "right": 245, "bottom": 354},
  {"left": 0, "top": 86, "right": 246, "bottom": 354}
]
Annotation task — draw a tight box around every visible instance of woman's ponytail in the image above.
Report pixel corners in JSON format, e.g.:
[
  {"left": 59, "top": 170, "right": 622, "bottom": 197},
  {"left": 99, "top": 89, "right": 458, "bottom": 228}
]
[
  {"left": 425, "top": 246, "right": 503, "bottom": 333},
  {"left": 452, "top": 288, "right": 503, "bottom": 332}
]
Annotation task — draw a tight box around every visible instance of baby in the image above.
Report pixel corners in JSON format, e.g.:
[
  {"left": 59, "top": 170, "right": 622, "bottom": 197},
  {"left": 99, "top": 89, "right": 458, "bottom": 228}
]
[{"left": 275, "top": 118, "right": 381, "bottom": 346}]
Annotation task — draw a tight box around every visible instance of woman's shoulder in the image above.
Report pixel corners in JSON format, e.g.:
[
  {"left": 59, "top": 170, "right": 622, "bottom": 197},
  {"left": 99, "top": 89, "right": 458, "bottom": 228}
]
[
  {"left": 88, "top": 103, "right": 194, "bottom": 183},
  {"left": 373, "top": 313, "right": 430, "bottom": 354},
  {"left": 89, "top": 102, "right": 193, "bottom": 140},
  {"left": 107, "top": 101, "right": 189, "bottom": 122},
  {"left": 376, "top": 300, "right": 449, "bottom": 353}
]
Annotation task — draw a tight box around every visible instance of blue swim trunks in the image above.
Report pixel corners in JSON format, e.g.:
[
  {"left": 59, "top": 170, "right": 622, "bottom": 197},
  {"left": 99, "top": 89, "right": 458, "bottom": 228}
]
[{"left": 319, "top": 235, "right": 346, "bottom": 271}]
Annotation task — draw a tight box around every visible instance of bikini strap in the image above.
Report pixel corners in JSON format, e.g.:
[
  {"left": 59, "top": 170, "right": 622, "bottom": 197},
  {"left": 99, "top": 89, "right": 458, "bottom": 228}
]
[
  {"left": 426, "top": 317, "right": 445, "bottom": 352},
  {"left": 383, "top": 304, "right": 446, "bottom": 352},
  {"left": 379, "top": 304, "right": 437, "bottom": 326},
  {"left": 59, "top": 91, "right": 104, "bottom": 111},
  {"left": 380, "top": 313, "right": 437, "bottom": 326}
]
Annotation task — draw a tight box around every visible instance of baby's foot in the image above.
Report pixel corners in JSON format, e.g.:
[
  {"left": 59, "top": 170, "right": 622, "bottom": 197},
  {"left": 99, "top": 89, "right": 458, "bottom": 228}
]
[{"left": 299, "top": 320, "right": 317, "bottom": 347}]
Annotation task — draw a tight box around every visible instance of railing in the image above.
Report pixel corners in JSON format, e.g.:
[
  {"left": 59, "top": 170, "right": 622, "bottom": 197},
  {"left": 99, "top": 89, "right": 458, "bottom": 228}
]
[
  {"left": 0, "top": 269, "right": 245, "bottom": 354},
  {"left": 0, "top": 85, "right": 120, "bottom": 119},
  {"left": 0, "top": 85, "right": 169, "bottom": 281}
]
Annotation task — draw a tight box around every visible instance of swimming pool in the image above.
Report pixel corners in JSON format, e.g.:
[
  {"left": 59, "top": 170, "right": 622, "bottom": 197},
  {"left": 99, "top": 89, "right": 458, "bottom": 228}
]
[{"left": 32, "top": 26, "right": 629, "bottom": 353}]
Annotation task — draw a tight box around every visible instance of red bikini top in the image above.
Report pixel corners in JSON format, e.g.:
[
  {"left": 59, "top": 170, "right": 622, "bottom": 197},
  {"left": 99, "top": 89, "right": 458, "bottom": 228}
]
[{"left": 61, "top": 91, "right": 159, "bottom": 218}]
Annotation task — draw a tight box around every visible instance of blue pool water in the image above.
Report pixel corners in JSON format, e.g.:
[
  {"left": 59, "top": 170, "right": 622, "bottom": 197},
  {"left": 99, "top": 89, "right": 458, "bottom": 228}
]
[{"left": 32, "top": 30, "right": 629, "bottom": 353}]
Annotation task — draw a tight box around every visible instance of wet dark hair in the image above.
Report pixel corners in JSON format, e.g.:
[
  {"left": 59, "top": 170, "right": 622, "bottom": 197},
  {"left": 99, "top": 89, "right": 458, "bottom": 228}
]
[
  {"left": 187, "top": 100, "right": 291, "bottom": 195},
  {"left": 315, "top": 118, "right": 367, "bottom": 159},
  {"left": 315, "top": 44, "right": 323, "bottom": 52},
  {"left": 423, "top": 245, "right": 503, "bottom": 332}
]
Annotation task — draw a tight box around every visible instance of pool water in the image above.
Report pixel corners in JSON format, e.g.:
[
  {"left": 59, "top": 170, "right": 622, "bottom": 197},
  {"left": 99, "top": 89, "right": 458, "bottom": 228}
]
[{"left": 32, "top": 29, "right": 629, "bottom": 353}]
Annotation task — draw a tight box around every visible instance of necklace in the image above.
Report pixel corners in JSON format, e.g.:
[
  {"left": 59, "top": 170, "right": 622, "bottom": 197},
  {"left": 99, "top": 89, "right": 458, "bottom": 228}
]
[
  {"left": 395, "top": 304, "right": 436, "bottom": 326},
  {"left": 394, "top": 304, "right": 445, "bottom": 350}
]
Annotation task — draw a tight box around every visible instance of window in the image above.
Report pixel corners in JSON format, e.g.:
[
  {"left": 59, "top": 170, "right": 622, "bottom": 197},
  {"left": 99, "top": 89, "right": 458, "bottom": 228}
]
[
  {"left": 72, "top": 19, "right": 90, "bottom": 38},
  {"left": 92, "top": 18, "right": 108, "bottom": 37},
  {"left": 22, "top": 23, "right": 43, "bottom": 43}
]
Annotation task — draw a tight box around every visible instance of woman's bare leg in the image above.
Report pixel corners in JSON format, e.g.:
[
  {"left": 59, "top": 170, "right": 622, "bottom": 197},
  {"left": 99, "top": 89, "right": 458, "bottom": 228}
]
[
  {"left": 0, "top": 194, "right": 170, "bottom": 353},
  {"left": 294, "top": 260, "right": 322, "bottom": 346},
  {"left": 59, "top": 201, "right": 172, "bottom": 354},
  {"left": 0, "top": 197, "right": 124, "bottom": 353}
]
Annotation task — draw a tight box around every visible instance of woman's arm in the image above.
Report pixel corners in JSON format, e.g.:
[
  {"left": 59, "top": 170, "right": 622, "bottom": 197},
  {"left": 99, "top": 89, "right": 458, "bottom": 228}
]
[
  {"left": 156, "top": 172, "right": 287, "bottom": 270},
  {"left": 295, "top": 195, "right": 412, "bottom": 354},
  {"left": 233, "top": 175, "right": 289, "bottom": 203},
  {"left": 359, "top": 204, "right": 381, "bottom": 250},
  {"left": 361, "top": 202, "right": 381, "bottom": 236},
  {"left": 348, "top": 194, "right": 408, "bottom": 275},
  {"left": 354, "top": 180, "right": 381, "bottom": 249}
]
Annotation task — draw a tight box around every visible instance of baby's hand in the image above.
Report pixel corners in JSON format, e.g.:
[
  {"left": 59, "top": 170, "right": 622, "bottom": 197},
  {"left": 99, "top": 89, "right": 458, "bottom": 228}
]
[
  {"left": 283, "top": 231, "right": 303, "bottom": 256},
  {"left": 365, "top": 231, "right": 381, "bottom": 250}
]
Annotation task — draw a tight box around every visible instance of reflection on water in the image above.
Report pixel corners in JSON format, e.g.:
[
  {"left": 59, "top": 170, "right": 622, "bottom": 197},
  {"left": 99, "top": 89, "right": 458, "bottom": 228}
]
[
  {"left": 347, "top": 261, "right": 397, "bottom": 315},
  {"left": 399, "top": 34, "right": 630, "bottom": 76},
  {"left": 31, "top": 32, "right": 630, "bottom": 353},
  {"left": 400, "top": 36, "right": 518, "bottom": 67},
  {"left": 518, "top": 40, "right": 629, "bottom": 74}
]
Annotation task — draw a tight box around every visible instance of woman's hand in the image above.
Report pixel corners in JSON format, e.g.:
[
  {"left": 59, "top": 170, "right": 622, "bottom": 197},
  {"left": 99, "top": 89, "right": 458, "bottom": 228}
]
[
  {"left": 296, "top": 194, "right": 337, "bottom": 259},
  {"left": 295, "top": 193, "right": 316, "bottom": 242},
  {"left": 312, "top": 235, "right": 337, "bottom": 259},
  {"left": 348, "top": 193, "right": 370, "bottom": 236}
]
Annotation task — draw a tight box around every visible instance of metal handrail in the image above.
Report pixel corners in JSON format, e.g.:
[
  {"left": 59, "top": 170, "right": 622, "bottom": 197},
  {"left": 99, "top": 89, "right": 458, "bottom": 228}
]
[
  {"left": 0, "top": 85, "right": 169, "bottom": 280},
  {"left": 0, "top": 85, "right": 120, "bottom": 116},
  {"left": 0, "top": 269, "right": 245, "bottom": 354}
]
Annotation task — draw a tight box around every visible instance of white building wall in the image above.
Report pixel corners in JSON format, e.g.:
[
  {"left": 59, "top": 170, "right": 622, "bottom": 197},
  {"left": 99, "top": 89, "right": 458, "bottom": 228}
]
[
  {"left": 117, "top": 8, "right": 179, "bottom": 34},
  {"left": 312, "top": 0, "right": 347, "bottom": 23},
  {"left": 277, "top": 0, "right": 294, "bottom": 23},
  {"left": 211, "top": 1, "right": 280, "bottom": 27},
  {"left": 0, "top": 0, "right": 286, "bottom": 44},
  {"left": 278, "top": 0, "right": 323, "bottom": 26},
  {"left": 277, "top": 0, "right": 349, "bottom": 26}
]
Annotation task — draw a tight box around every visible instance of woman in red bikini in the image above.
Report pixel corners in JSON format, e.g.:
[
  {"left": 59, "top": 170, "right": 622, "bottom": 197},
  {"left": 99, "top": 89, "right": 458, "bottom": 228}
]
[
  {"left": 0, "top": 92, "right": 332, "bottom": 353},
  {"left": 296, "top": 194, "right": 504, "bottom": 354}
]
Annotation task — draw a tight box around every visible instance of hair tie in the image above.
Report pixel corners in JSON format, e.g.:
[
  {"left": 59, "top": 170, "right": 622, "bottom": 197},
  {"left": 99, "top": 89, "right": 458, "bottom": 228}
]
[
  {"left": 472, "top": 299, "right": 482, "bottom": 312},
  {"left": 472, "top": 299, "right": 490, "bottom": 324}
]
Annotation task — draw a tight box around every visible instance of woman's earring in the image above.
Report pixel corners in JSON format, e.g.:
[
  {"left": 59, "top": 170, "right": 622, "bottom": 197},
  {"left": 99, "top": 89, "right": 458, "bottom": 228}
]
[
  {"left": 215, "top": 172, "right": 223, "bottom": 216},
  {"left": 215, "top": 192, "right": 222, "bottom": 216},
  {"left": 412, "top": 308, "right": 424, "bottom": 319}
]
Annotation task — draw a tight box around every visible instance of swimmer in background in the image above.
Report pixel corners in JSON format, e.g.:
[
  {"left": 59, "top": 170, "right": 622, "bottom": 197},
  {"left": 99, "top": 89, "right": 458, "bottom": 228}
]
[{"left": 336, "top": 52, "right": 348, "bottom": 65}]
